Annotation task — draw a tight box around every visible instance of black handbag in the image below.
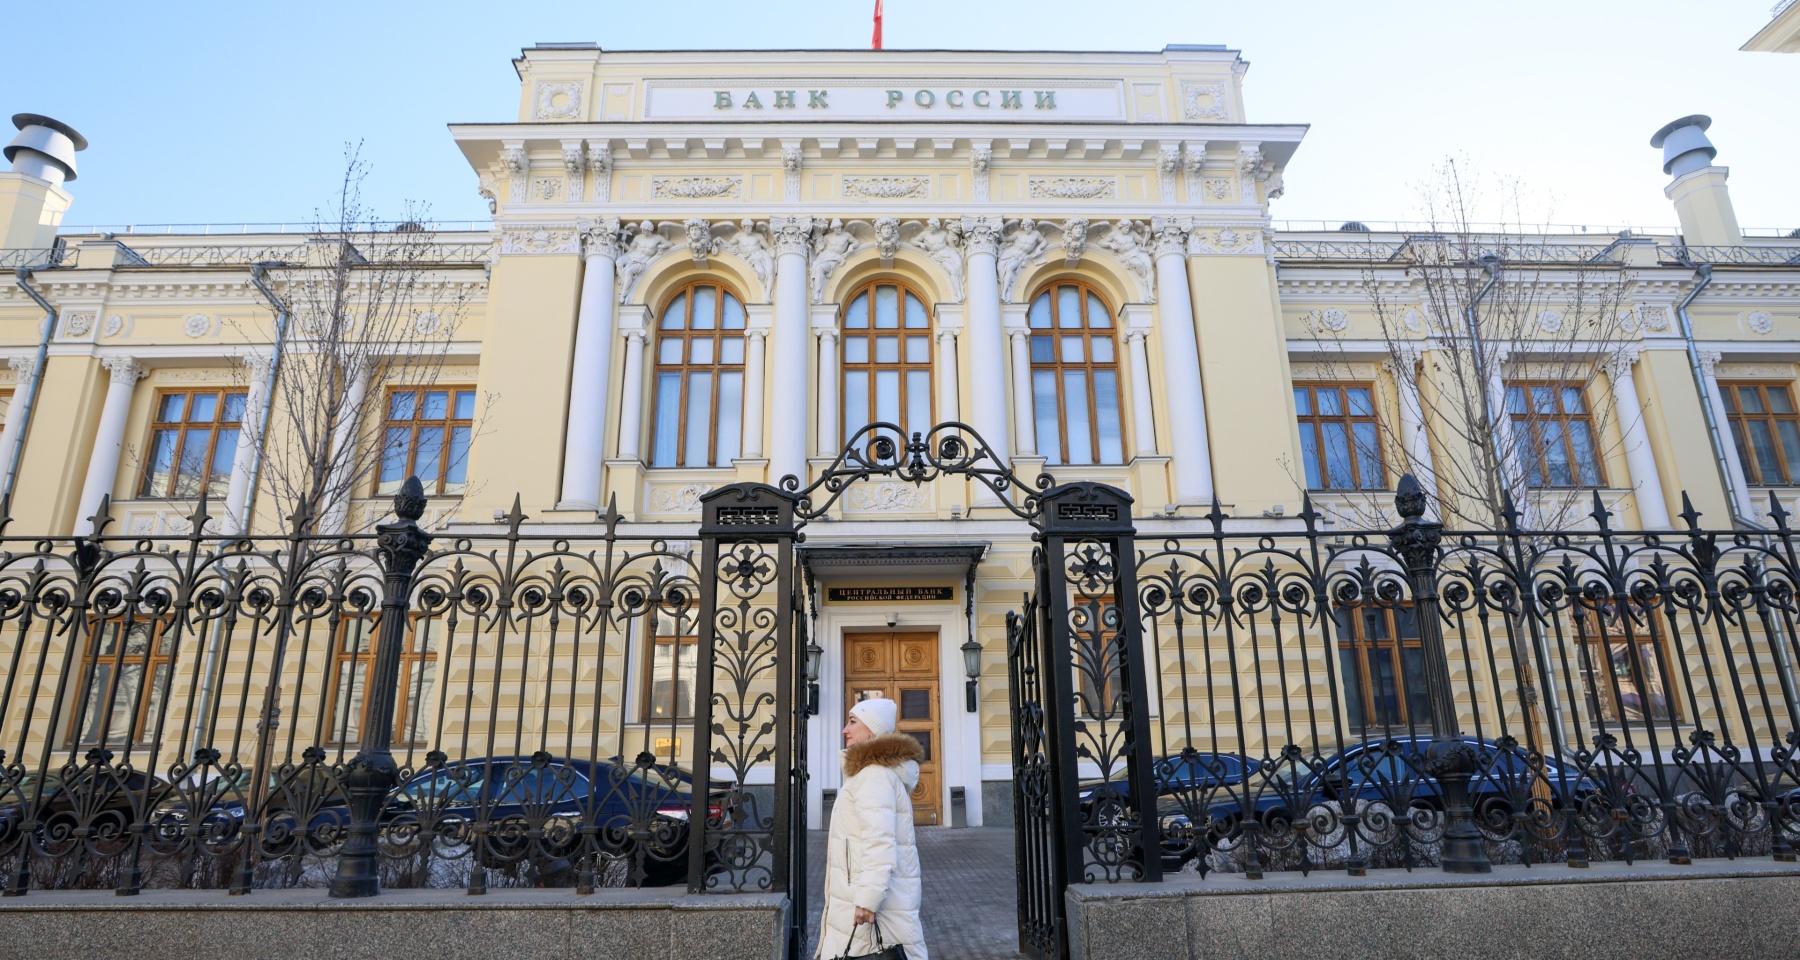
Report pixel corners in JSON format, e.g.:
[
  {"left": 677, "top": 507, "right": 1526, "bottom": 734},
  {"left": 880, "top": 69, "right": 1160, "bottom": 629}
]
[{"left": 832, "top": 921, "right": 906, "bottom": 960}]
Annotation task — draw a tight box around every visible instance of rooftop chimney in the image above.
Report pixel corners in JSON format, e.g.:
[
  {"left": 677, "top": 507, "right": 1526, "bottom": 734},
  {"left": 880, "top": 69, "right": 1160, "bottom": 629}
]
[
  {"left": 1651, "top": 114, "right": 1741, "bottom": 248},
  {"left": 5, "top": 114, "right": 87, "bottom": 187}
]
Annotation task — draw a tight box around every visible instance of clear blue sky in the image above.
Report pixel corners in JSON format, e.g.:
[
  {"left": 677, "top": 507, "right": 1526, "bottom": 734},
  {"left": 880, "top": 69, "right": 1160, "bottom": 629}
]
[{"left": 3, "top": 0, "right": 1794, "bottom": 231}]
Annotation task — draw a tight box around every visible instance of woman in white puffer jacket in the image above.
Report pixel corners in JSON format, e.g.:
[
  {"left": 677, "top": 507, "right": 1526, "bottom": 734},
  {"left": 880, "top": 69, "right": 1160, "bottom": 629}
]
[{"left": 816, "top": 698, "right": 929, "bottom": 960}]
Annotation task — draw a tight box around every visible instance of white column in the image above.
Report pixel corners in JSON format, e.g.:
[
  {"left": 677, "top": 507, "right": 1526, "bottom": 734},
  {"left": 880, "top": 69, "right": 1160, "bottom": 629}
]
[
  {"left": 78, "top": 357, "right": 145, "bottom": 533},
  {"left": 0, "top": 355, "right": 39, "bottom": 489},
  {"left": 1387, "top": 344, "right": 1438, "bottom": 506},
  {"left": 1149, "top": 217, "right": 1213, "bottom": 503},
  {"left": 1606, "top": 347, "right": 1670, "bottom": 528},
  {"left": 741, "top": 328, "right": 768, "bottom": 459},
  {"left": 1008, "top": 329, "right": 1037, "bottom": 457},
  {"left": 558, "top": 218, "right": 621, "bottom": 510},
  {"left": 769, "top": 216, "right": 813, "bottom": 483},
  {"left": 1699, "top": 350, "right": 1756, "bottom": 519},
  {"left": 936, "top": 329, "right": 960, "bottom": 425},
  {"left": 1125, "top": 330, "right": 1158, "bottom": 457},
  {"left": 815, "top": 328, "right": 839, "bottom": 456},
  {"left": 615, "top": 329, "right": 648, "bottom": 460},
  {"left": 961, "top": 217, "right": 1011, "bottom": 469},
  {"left": 318, "top": 362, "right": 370, "bottom": 536},
  {"left": 222, "top": 353, "right": 274, "bottom": 534}
]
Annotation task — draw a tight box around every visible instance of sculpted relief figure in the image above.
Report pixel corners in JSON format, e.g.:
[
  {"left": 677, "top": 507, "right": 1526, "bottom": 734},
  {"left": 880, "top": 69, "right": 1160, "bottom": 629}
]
[
  {"left": 731, "top": 219, "right": 776, "bottom": 291},
  {"left": 996, "top": 218, "right": 1049, "bottom": 301},
  {"left": 616, "top": 220, "right": 671, "bottom": 305},
  {"left": 1098, "top": 219, "right": 1155, "bottom": 302},
  {"left": 914, "top": 218, "right": 965, "bottom": 297},
  {"left": 811, "top": 218, "right": 856, "bottom": 303}
]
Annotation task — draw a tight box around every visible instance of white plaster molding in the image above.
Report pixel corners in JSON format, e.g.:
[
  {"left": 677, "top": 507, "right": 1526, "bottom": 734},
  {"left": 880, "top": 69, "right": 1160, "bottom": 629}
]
[
  {"left": 534, "top": 81, "right": 584, "bottom": 120},
  {"left": 651, "top": 175, "right": 743, "bottom": 200},
  {"left": 1027, "top": 177, "right": 1117, "bottom": 200}
]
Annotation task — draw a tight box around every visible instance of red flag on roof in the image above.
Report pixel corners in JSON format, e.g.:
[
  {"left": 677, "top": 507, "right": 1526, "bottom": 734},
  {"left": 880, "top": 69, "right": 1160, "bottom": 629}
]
[{"left": 873, "top": 0, "right": 884, "bottom": 50}]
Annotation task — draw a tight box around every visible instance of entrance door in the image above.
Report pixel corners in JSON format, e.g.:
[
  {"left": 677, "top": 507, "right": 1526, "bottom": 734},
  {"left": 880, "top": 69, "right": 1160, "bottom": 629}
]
[{"left": 844, "top": 631, "right": 942, "bottom": 825}]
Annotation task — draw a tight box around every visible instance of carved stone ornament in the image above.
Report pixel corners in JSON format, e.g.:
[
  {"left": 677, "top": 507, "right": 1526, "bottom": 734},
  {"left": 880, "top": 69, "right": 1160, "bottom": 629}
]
[
  {"left": 1747, "top": 311, "right": 1775, "bottom": 335},
  {"left": 782, "top": 143, "right": 803, "bottom": 202},
  {"left": 1606, "top": 345, "right": 1641, "bottom": 382},
  {"left": 651, "top": 176, "right": 743, "bottom": 200},
  {"left": 1181, "top": 81, "right": 1229, "bottom": 120},
  {"left": 1185, "top": 226, "right": 1266, "bottom": 257},
  {"left": 1063, "top": 217, "right": 1089, "bottom": 267},
  {"left": 961, "top": 215, "right": 1004, "bottom": 258},
  {"left": 62, "top": 310, "right": 96, "bottom": 337},
  {"left": 685, "top": 218, "right": 720, "bottom": 266},
  {"left": 561, "top": 140, "right": 584, "bottom": 196},
  {"left": 811, "top": 219, "right": 857, "bottom": 303},
  {"left": 413, "top": 311, "right": 443, "bottom": 336},
  {"left": 848, "top": 481, "right": 931, "bottom": 512},
  {"left": 971, "top": 145, "right": 993, "bottom": 203},
  {"left": 875, "top": 217, "right": 901, "bottom": 264},
  {"left": 102, "top": 356, "right": 146, "bottom": 385},
  {"left": 1697, "top": 349, "right": 1722, "bottom": 376},
  {"left": 649, "top": 482, "right": 712, "bottom": 513},
  {"left": 501, "top": 226, "right": 581, "bottom": 256},
  {"left": 1028, "top": 177, "right": 1117, "bottom": 200},
  {"left": 1158, "top": 144, "right": 1182, "bottom": 204},
  {"left": 1635, "top": 304, "right": 1671, "bottom": 332},
  {"left": 843, "top": 176, "right": 929, "bottom": 200},
  {"left": 730, "top": 219, "right": 776, "bottom": 290},
  {"left": 183, "top": 313, "right": 212, "bottom": 338},
  {"left": 770, "top": 215, "right": 814, "bottom": 257},
  {"left": 1317, "top": 308, "right": 1350, "bottom": 332},
  {"left": 1237, "top": 147, "right": 1266, "bottom": 181},
  {"left": 532, "top": 177, "right": 562, "bottom": 201},
  {"left": 1183, "top": 143, "right": 1207, "bottom": 198},
  {"left": 1202, "top": 178, "right": 1234, "bottom": 201},
  {"left": 997, "top": 219, "right": 1050, "bottom": 301},
  {"left": 1150, "top": 216, "right": 1189, "bottom": 259},
  {"left": 914, "top": 218, "right": 965, "bottom": 297},
  {"left": 615, "top": 221, "right": 671, "bottom": 304},
  {"left": 1536, "top": 309, "right": 1563, "bottom": 334},
  {"left": 500, "top": 144, "right": 528, "bottom": 203},
  {"left": 1403, "top": 308, "right": 1425, "bottom": 333},
  {"left": 535, "top": 82, "right": 584, "bottom": 120},
  {"left": 1096, "top": 221, "right": 1154, "bottom": 302},
  {"left": 587, "top": 142, "right": 612, "bottom": 203},
  {"left": 7, "top": 355, "right": 35, "bottom": 380},
  {"left": 103, "top": 314, "right": 125, "bottom": 337}
]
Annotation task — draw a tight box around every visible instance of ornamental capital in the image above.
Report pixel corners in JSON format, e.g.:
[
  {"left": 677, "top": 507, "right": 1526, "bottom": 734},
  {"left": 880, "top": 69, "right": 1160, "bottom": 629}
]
[
  {"left": 1150, "top": 216, "right": 1190, "bottom": 258},
  {"left": 815, "top": 327, "right": 840, "bottom": 343},
  {"left": 1697, "top": 349, "right": 1722, "bottom": 376},
  {"left": 239, "top": 351, "right": 276, "bottom": 383},
  {"left": 577, "top": 215, "right": 623, "bottom": 260},
  {"left": 770, "top": 215, "right": 814, "bottom": 256},
  {"left": 101, "top": 356, "right": 146, "bottom": 386},
  {"left": 936, "top": 328, "right": 959, "bottom": 344},
  {"left": 6, "top": 355, "right": 35, "bottom": 379},
  {"left": 1606, "top": 345, "right": 1642, "bottom": 382},
  {"left": 960, "top": 216, "right": 1004, "bottom": 257}
]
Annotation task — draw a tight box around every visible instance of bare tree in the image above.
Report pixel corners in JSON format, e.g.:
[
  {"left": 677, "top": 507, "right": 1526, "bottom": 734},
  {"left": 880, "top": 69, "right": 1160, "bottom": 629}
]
[
  {"left": 1300, "top": 159, "right": 1634, "bottom": 531},
  {"left": 251, "top": 145, "right": 474, "bottom": 534}
]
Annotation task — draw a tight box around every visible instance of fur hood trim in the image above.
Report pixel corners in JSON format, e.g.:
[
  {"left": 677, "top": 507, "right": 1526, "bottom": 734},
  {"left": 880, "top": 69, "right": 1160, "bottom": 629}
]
[{"left": 843, "top": 733, "right": 924, "bottom": 777}]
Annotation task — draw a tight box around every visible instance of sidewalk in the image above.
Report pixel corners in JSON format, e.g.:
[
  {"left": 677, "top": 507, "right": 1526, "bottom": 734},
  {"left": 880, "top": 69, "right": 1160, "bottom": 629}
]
[{"left": 805, "top": 827, "right": 1025, "bottom": 960}]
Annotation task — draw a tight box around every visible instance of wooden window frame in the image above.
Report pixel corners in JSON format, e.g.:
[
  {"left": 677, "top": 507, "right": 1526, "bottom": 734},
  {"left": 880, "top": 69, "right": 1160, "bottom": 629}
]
[
  {"left": 1293, "top": 382, "right": 1388, "bottom": 491},
  {"left": 649, "top": 281, "right": 748, "bottom": 468},
  {"left": 1027, "top": 280, "right": 1126, "bottom": 466},
  {"left": 377, "top": 386, "right": 477, "bottom": 497},
  {"left": 137, "top": 387, "right": 248, "bottom": 500},
  {"left": 1333, "top": 604, "right": 1433, "bottom": 734},
  {"left": 1507, "top": 380, "right": 1606, "bottom": 489},
  {"left": 1721, "top": 380, "right": 1800, "bottom": 486},
  {"left": 66, "top": 617, "right": 174, "bottom": 748},
  {"left": 839, "top": 279, "right": 935, "bottom": 446},
  {"left": 642, "top": 627, "right": 699, "bottom": 722},
  {"left": 322, "top": 614, "right": 439, "bottom": 747},
  {"left": 1573, "top": 606, "right": 1680, "bottom": 726}
]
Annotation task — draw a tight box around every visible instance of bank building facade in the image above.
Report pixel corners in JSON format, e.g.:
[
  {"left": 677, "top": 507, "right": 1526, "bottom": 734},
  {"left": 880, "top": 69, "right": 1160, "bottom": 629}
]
[{"left": 1, "top": 40, "right": 1798, "bottom": 906}]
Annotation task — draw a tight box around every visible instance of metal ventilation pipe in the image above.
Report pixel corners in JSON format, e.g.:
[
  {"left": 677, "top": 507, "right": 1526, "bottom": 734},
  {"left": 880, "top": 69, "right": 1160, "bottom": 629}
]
[
  {"left": 1650, "top": 115, "right": 1717, "bottom": 178},
  {"left": 4, "top": 114, "right": 87, "bottom": 186}
]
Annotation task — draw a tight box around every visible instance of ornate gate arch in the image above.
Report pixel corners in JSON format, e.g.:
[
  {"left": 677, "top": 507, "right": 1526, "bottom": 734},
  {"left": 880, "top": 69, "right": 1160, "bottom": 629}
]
[{"left": 686, "top": 422, "right": 1159, "bottom": 960}]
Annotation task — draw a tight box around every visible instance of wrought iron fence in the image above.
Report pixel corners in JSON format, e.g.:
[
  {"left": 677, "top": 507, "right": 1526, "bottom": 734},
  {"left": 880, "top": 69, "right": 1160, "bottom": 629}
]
[
  {"left": 0, "top": 481, "right": 787, "bottom": 896},
  {"left": 1115, "top": 480, "right": 1800, "bottom": 881}
]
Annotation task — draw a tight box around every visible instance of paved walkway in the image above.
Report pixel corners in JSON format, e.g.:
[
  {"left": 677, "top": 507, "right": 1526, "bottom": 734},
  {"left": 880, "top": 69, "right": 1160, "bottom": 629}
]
[{"left": 804, "top": 827, "right": 1026, "bottom": 960}]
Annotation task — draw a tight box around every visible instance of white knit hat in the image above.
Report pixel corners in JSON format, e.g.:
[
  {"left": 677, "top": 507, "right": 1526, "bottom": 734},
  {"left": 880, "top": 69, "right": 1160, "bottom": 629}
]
[{"left": 849, "top": 697, "right": 898, "bottom": 736}]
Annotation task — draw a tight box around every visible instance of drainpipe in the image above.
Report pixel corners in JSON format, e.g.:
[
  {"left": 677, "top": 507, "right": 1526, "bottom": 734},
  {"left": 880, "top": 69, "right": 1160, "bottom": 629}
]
[
  {"left": 5, "top": 268, "right": 57, "bottom": 505},
  {"left": 1462, "top": 257, "right": 1510, "bottom": 514},
  {"left": 1674, "top": 264, "right": 1758, "bottom": 529}
]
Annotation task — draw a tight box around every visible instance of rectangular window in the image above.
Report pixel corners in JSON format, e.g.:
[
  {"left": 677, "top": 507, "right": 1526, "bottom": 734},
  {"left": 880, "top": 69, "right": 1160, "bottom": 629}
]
[
  {"left": 378, "top": 387, "right": 476, "bottom": 496},
  {"left": 1333, "top": 605, "right": 1432, "bottom": 735},
  {"left": 138, "top": 389, "right": 247, "bottom": 499},
  {"left": 1722, "top": 381, "right": 1800, "bottom": 486},
  {"left": 1574, "top": 606, "right": 1677, "bottom": 726},
  {"left": 1293, "top": 383, "right": 1386, "bottom": 491},
  {"left": 68, "top": 619, "right": 173, "bottom": 747},
  {"left": 1507, "top": 382, "right": 1603, "bottom": 489},
  {"left": 644, "top": 615, "right": 698, "bottom": 721},
  {"left": 324, "top": 615, "right": 439, "bottom": 746}
]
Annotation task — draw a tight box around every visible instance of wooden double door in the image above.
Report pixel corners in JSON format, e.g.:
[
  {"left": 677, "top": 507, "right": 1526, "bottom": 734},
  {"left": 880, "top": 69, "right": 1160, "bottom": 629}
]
[{"left": 845, "top": 631, "right": 942, "bottom": 826}]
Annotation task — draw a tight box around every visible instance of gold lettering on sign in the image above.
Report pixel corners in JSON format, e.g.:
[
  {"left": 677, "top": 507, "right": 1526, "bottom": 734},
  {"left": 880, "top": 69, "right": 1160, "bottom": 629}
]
[{"left": 826, "top": 586, "right": 956, "bottom": 603}]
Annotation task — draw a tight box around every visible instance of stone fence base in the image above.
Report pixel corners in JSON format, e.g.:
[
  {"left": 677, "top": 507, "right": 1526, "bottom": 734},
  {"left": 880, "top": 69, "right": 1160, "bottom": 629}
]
[
  {"left": 1066, "top": 858, "right": 1800, "bottom": 960},
  {"left": 0, "top": 887, "right": 789, "bottom": 960}
]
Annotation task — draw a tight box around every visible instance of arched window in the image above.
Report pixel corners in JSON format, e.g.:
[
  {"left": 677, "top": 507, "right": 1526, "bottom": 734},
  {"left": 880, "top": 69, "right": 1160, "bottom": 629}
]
[
  {"left": 650, "top": 282, "right": 747, "bottom": 468},
  {"left": 841, "top": 280, "right": 933, "bottom": 445},
  {"left": 1028, "top": 281, "right": 1124, "bottom": 465}
]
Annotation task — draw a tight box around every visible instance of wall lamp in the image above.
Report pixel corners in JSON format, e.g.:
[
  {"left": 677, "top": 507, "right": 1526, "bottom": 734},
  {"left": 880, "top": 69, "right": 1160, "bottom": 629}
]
[
  {"left": 804, "top": 638, "right": 823, "bottom": 716},
  {"left": 960, "top": 636, "right": 983, "bottom": 712}
]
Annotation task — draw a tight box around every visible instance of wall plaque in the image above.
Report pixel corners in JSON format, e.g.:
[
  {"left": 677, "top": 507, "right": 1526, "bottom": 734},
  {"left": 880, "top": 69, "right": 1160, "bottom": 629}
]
[{"left": 827, "top": 586, "right": 954, "bottom": 603}]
